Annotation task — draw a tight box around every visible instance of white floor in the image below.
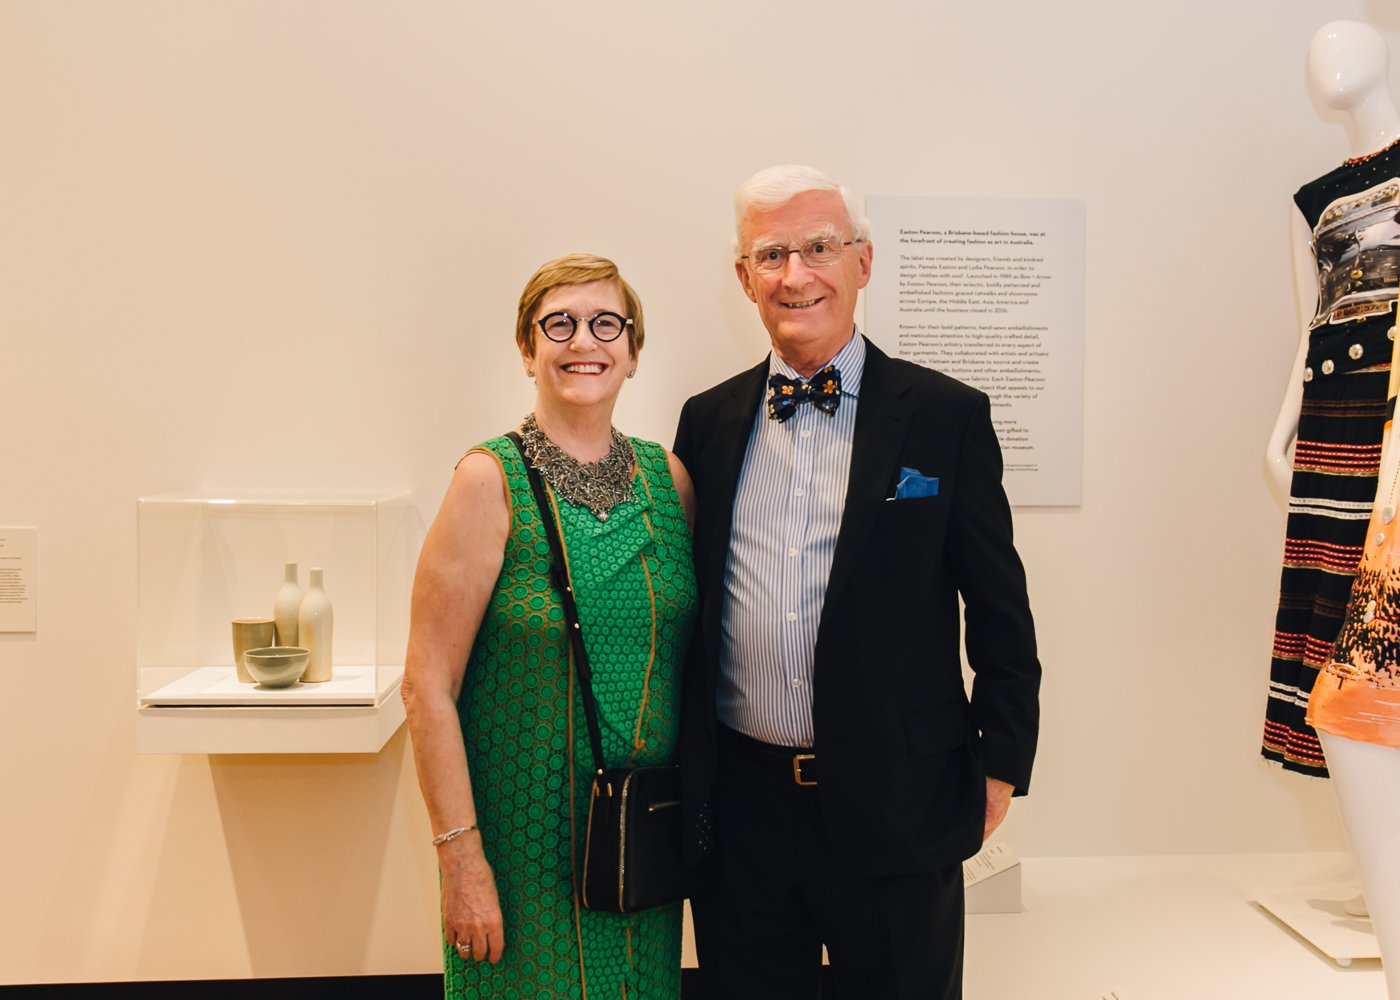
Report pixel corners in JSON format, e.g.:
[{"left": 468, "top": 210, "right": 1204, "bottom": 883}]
[{"left": 684, "top": 853, "right": 1390, "bottom": 999}]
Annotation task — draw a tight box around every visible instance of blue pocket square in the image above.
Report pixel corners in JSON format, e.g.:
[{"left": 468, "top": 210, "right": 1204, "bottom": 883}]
[{"left": 893, "top": 467, "right": 939, "bottom": 499}]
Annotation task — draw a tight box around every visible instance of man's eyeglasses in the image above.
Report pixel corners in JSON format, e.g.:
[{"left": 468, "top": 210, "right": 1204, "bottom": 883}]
[
  {"left": 537, "top": 310, "right": 633, "bottom": 343},
  {"left": 741, "top": 237, "right": 862, "bottom": 273}
]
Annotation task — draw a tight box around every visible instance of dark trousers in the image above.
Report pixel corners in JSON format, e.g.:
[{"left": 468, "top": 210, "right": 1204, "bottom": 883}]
[{"left": 691, "top": 725, "right": 964, "bottom": 1000}]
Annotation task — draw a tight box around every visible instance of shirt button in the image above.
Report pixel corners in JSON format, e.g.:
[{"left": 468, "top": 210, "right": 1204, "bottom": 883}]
[
  {"left": 787, "top": 547, "right": 799, "bottom": 557},
  {"left": 1350, "top": 343, "right": 1364, "bottom": 360},
  {"left": 1322, "top": 359, "right": 1335, "bottom": 375},
  {"left": 800, "top": 430, "right": 812, "bottom": 439},
  {"left": 794, "top": 488, "right": 805, "bottom": 497},
  {"left": 786, "top": 612, "right": 797, "bottom": 621},
  {"left": 1304, "top": 367, "right": 1313, "bottom": 382},
  {"left": 791, "top": 678, "right": 802, "bottom": 687}
]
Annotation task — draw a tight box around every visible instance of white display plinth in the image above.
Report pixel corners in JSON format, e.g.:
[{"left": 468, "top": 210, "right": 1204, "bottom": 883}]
[
  {"left": 141, "top": 664, "right": 393, "bottom": 707},
  {"left": 136, "top": 690, "right": 406, "bottom": 754},
  {"left": 1250, "top": 858, "right": 1380, "bottom": 967},
  {"left": 136, "top": 491, "right": 418, "bottom": 754}
]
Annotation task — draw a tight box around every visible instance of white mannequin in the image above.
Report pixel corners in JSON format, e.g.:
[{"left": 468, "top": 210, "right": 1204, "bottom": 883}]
[
  {"left": 1267, "top": 20, "right": 1400, "bottom": 502},
  {"left": 1267, "top": 21, "right": 1400, "bottom": 995},
  {"left": 1320, "top": 730, "right": 1400, "bottom": 991}
]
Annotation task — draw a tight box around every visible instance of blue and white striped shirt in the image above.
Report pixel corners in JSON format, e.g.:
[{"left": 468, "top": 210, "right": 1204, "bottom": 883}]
[{"left": 717, "top": 330, "right": 866, "bottom": 747}]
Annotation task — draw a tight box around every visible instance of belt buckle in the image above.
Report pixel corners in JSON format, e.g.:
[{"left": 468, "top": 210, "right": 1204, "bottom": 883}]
[{"left": 792, "top": 753, "right": 816, "bottom": 786}]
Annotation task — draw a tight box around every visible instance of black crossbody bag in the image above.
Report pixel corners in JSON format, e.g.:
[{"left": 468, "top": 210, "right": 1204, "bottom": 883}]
[{"left": 509, "top": 433, "right": 693, "bottom": 913}]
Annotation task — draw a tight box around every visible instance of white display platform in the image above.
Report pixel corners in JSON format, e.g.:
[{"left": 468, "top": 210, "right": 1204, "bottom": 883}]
[
  {"left": 141, "top": 664, "right": 387, "bottom": 707},
  {"left": 1251, "top": 857, "right": 1379, "bottom": 966},
  {"left": 963, "top": 853, "right": 1384, "bottom": 1000},
  {"left": 679, "top": 853, "right": 1387, "bottom": 998},
  {"left": 136, "top": 678, "right": 405, "bottom": 755}
]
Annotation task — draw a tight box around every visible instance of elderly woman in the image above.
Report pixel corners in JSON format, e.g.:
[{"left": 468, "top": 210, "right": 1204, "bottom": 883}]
[{"left": 403, "top": 253, "right": 696, "bottom": 998}]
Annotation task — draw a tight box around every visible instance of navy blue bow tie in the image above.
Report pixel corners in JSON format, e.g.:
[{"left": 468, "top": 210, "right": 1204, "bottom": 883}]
[{"left": 767, "top": 365, "right": 843, "bottom": 422}]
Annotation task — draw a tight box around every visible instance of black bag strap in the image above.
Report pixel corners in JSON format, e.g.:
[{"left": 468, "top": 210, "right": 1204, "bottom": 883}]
[{"left": 507, "top": 432, "right": 608, "bottom": 779}]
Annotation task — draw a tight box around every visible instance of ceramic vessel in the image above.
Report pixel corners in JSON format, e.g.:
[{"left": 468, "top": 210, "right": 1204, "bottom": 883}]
[
  {"left": 243, "top": 646, "right": 310, "bottom": 688},
  {"left": 230, "top": 617, "right": 276, "bottom": 683},
  {"left": 298, "top": 567, "right": 334, "bottom": 682},
  {"left": 273, "top": 561, "right": 303, "bottom": 646}
]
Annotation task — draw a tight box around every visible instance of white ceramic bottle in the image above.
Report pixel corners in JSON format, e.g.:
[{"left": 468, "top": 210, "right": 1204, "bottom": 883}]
[
  {"left": 298, "top": 567, "right": 334, "bottom": 682},
  {"left": 273, "top": 561, "right": 303, "bottom": 647}
]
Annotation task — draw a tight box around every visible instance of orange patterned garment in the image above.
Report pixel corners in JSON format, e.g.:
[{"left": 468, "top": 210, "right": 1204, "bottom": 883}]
[{"left": 1311, "top": 324, "right": 1400, "bottom": 749}]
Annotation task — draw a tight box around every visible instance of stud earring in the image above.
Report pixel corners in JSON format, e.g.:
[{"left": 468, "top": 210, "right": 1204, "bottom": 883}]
[
  {"left": 627, "top": 370, "right": 636, "bottom": 379},
  {"left": 527, "top": 369, "right": 535, "bottom": 379}
]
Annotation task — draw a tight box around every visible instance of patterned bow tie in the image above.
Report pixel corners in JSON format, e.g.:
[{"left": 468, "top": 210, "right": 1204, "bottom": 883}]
[{"left": 767, "top": 365, "right": 842, "bottom": 422}]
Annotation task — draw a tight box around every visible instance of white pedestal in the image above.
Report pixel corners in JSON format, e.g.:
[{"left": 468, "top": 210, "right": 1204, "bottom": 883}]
[
  {"left": 136, "top": 674, "right": 406, "bottom": 754},
  {"left": 1250, "top": 858, "right": 1380, "bottom": 967}
]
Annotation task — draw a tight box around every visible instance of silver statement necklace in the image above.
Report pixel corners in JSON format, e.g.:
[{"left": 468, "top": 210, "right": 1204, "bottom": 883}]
[{"left": 519, "top": 412, "right": 636, "bottom": 521}]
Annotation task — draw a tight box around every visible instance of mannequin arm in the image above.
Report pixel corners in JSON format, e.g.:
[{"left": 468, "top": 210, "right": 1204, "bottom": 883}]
[{"left": 1265, "top": 206, "right": 1319, "bottom": 508}]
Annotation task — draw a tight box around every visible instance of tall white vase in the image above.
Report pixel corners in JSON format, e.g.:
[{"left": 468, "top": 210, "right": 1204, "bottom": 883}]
[
  {"left": 273, "top": 561, "right": 303, "bottom": 647},
  {"left": 298, "top": 567, "right": 334, "bottom": 683}
]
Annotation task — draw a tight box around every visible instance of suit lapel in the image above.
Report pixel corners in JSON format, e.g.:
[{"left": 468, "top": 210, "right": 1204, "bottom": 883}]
[{"left": 821, "top": 340, "right": 914, "bottom": 628}]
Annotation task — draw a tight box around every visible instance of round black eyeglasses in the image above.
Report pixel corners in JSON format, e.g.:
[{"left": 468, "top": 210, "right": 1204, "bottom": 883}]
[{"left": 537, "top": 310, "right": 632, "bottom": 343}]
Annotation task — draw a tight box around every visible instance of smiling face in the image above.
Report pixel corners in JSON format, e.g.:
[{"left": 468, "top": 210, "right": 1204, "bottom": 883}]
[
  {"left": 522, "top": 279, "right": 636, "bottom": 416},
  {"left": 735, "top": 189, "right": 873, "bottom": 376}
]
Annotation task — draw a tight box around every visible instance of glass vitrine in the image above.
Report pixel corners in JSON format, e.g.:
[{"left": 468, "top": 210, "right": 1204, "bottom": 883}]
[{"left": 136, "top": 490, "right": 418, "bottom": 753}]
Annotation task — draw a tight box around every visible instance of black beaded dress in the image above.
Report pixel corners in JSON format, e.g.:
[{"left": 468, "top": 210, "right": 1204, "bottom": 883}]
[{"left": 1264, "top": 138, "right": 1400, "bottom": 775}]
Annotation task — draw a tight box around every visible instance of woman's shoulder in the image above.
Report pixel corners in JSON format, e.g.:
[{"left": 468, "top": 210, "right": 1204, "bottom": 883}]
[
  {"left": 458, "top": 432, "right": 527, "bottom": 472},
  {"left": 627, "top": 436, "right": 676, "bottom": 481},
  {"left": 464, "top": 432, "right": 516, "bottom": 460},
  {"left": 626, "top": 435, "right": 666, "bottom": 461},
  {"left": 453, "top": 433, "right": 533, "bottom": 504},
  {"left": 627, "top": 436, "right": 692, "bottom": 515}
]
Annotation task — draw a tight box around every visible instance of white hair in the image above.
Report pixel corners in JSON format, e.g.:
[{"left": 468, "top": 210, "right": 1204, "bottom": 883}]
[{"left": 732, "top": 164, "right": 870, "bottom": 256}]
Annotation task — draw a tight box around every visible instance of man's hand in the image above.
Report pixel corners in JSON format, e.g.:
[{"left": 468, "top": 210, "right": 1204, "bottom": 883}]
[{"left": 983, "top": 777, "right": 1015, "bottom": 841}]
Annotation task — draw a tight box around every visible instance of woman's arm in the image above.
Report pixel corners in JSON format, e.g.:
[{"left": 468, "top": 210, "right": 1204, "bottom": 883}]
[{"left": 402, "top": 450, "right": 510, "bottom": 964}]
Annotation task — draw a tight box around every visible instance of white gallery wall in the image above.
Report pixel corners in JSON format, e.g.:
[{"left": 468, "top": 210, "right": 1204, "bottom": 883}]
[{"left": 2, "top": 0, "right": 1395, "bottom": 984}]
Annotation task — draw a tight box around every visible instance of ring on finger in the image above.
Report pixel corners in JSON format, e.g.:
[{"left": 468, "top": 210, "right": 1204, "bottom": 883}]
[{"left": 456, "top": 941, "right": 473, "bottom": 958}]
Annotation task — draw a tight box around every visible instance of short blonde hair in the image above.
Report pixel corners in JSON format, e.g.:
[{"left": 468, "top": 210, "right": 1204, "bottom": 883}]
[{"left": 515, "top": 253, "right": 645, "bottom": 358}]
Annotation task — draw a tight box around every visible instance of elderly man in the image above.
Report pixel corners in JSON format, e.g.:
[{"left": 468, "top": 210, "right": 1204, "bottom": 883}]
[{"left": 673, "top": 165, "right": 1041, "bottom": 999}]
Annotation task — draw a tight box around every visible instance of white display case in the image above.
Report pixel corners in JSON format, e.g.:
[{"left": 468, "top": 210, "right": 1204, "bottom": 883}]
[{"left": 136, "top": 490, "right": 418, "bottom": 754}]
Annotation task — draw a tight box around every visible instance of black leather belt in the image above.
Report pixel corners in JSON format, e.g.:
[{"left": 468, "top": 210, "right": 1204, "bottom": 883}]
[{"left": 718, "top": 724, "right": 818, "bottom": 786}]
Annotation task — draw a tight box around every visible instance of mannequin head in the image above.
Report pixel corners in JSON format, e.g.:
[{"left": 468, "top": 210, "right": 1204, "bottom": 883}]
[{"left": 1308, "top": 20, "right": 1390, "bottom": 111}]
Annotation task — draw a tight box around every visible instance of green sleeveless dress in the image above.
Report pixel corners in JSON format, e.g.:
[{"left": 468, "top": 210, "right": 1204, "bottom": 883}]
[{"left": 447, "top": 435, "right": 696, "bottom": 999}]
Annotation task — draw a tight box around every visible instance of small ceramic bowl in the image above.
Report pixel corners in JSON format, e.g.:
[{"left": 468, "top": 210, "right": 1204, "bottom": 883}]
[{"left": 243, "top": 646, "right": 310, "bottom": 688}]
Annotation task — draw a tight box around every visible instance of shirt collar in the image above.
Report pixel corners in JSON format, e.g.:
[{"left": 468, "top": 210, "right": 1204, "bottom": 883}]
[{"left": 768, "top": 327, "right": 865, "bottom": 400}]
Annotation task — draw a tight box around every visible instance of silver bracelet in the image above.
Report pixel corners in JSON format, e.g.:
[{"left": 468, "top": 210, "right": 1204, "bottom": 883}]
[{"left": 432, "top": 822, "right": 479, "bottom": 847}]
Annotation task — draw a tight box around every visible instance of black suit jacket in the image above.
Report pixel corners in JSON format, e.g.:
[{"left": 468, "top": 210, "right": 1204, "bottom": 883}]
[{"left": 673, "top": 338, "right": 1040, "bottom": 875}]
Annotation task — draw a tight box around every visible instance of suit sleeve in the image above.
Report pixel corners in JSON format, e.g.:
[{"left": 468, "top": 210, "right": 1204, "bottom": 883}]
[
  {"left": 949, "top": 393, "right": 1041, "bottom": 795},
  {"left": 671, "top": 393, "right": 719, "bottom": 864},
  {"left": 673, "top": 398, "right": 696, "bottom": 473}
]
